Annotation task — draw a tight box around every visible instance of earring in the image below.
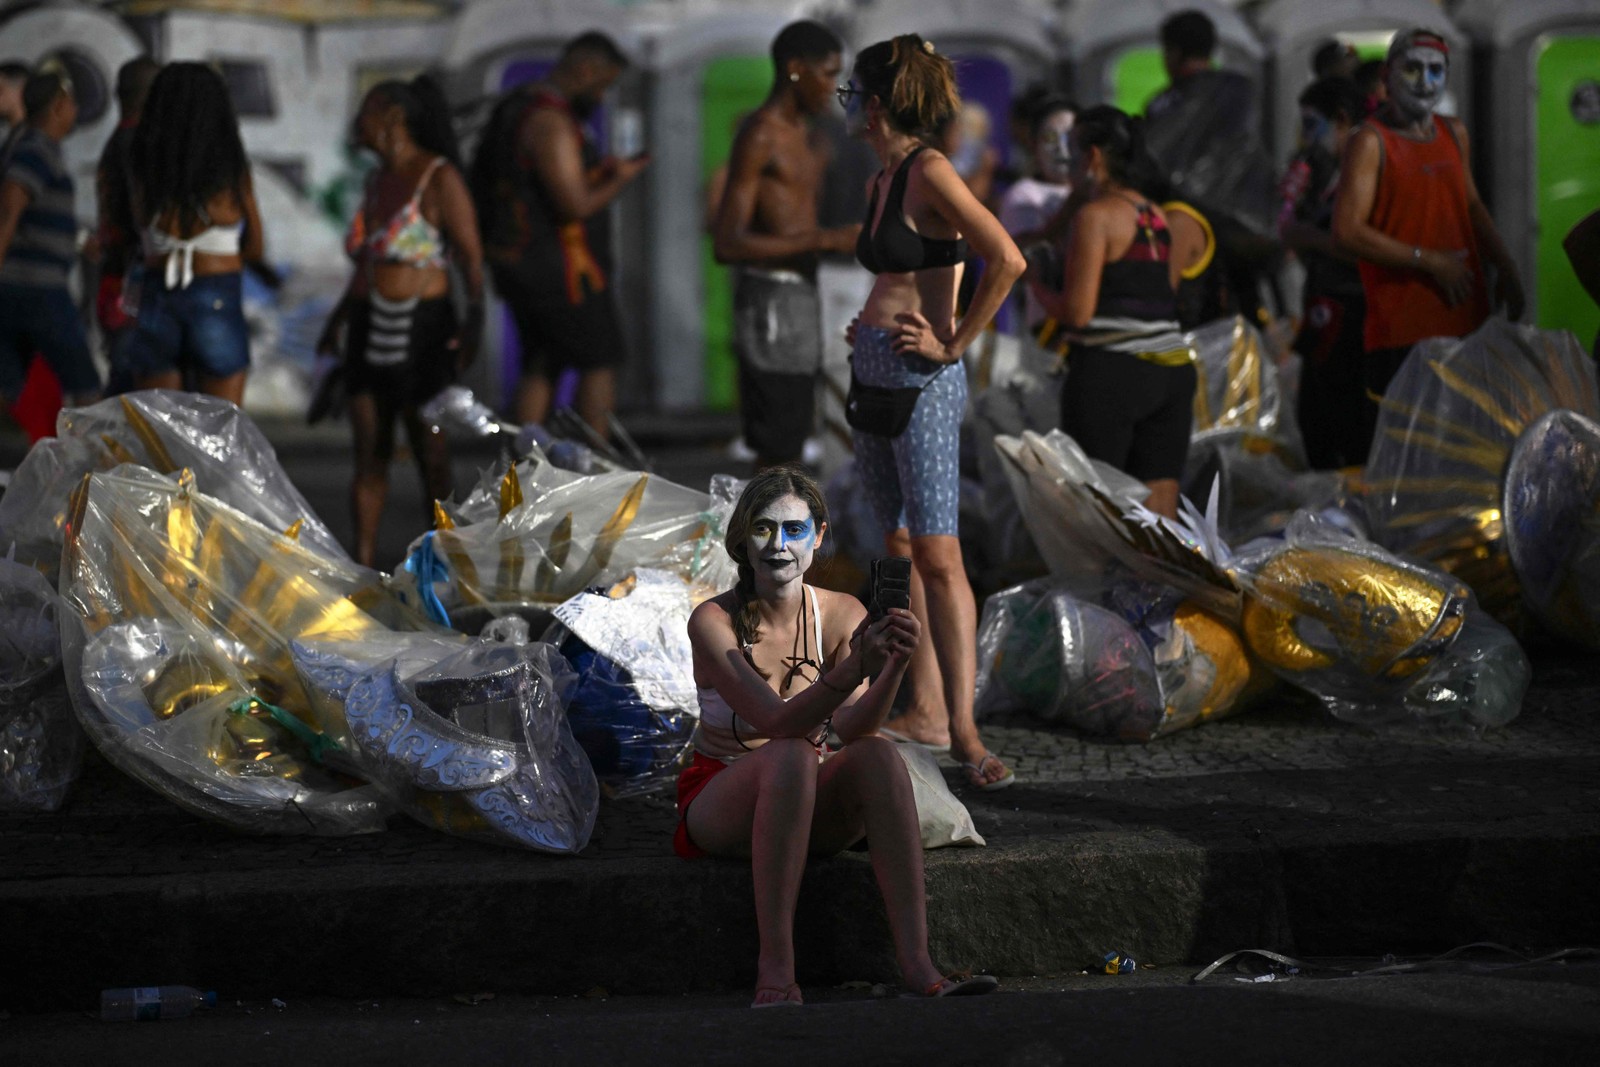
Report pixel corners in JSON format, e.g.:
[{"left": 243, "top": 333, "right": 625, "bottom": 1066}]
[{"left": 789, "top": 72, "right": 799, "bottom": 82}]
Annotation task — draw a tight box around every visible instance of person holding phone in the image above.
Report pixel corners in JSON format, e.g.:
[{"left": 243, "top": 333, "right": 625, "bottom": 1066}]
[
  {"left": 471, "top": 32, "right": 645, "bottom": 439},
  {"left": 681, "top": 465, "right": 999, "bottom": 1007},
  {"left": 841, "top": 34, "right": 1024, "bottom": 791}
]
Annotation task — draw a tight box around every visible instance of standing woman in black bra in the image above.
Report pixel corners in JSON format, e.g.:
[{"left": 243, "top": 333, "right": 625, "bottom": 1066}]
[
  {"left": 124, "top": 62, "right": 266, "bottom": 407},
  {"left": 319, "top": 77, "right": 484, "bottom": 567},
  {"left": 1031, "top": 105, "right": 1196, "bottom": 519},
  {"left": 841, "top": 35, "right": 1025, "bottom": 790}
]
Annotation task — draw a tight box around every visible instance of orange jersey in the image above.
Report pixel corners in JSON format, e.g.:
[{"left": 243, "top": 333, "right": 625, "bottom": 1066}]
[{"left": 1357, "top": 115, "right": 1489, "bottom": 351}]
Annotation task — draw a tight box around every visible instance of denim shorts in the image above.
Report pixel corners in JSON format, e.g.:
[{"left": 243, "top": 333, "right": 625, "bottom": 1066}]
[
  {"left": 0, "top": 283, "right": 100, "bottom": 398},
  {"left": 118, "top": 271, "right": 251, "bottom": 381}
]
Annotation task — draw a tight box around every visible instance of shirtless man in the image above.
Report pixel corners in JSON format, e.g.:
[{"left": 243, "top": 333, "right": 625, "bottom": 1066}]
[{"left": 713, "top": 21, "right": 860, "bottom": 470}]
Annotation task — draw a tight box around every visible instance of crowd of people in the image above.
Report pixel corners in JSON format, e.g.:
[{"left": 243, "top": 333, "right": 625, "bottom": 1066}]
[{"left": 0, "top": 9, "right": 1592, "bottom": 1008}]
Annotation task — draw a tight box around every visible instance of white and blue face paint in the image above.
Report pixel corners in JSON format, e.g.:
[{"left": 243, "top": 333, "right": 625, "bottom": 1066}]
[
  {"left": 748, "top": 494, "right": 821, "bottom": 583},
  {"left": 1389, "top": 45, "right": 1448, "bottom": 124}
]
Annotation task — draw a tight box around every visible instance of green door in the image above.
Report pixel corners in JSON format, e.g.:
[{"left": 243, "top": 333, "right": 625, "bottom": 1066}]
[
  {"left": 1535, "top": 35, "right": 1600, "bottom": 342},
  {"left": 1110, "top": 46, "right": 1166, "bottom": 115},
  {"left": 701, "top": 55, "right": 773, "bottom": 410}
]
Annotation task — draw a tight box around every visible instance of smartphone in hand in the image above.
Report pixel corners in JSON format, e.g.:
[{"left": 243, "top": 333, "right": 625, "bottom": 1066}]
[{"left": 868, "top": 556, "right": 913, "bottom": 618}]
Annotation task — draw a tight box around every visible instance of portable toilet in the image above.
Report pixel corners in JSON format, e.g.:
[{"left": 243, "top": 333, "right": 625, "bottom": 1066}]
[
  {"left": 441, "top": 0, "right": 649, "bottom": 414},
  {"left": 0, "top": 1, "right": 144, "bottom": 223},
  {"left": 1456, "top": 0, "right": 1600, "bottom": 345},
  {"left": 1064, "top": 0, "right": 1264, "bottom": 115},
  {"left": 644, "top": 10, "right": 798, "bottom": 415},
  {"left": 1253, "top": 0, "right": 1472, "bottom": 162}
]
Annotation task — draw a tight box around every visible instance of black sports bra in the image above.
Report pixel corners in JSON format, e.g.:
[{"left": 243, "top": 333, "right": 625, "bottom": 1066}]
[{"left": 856, "top": 146, "right": 968, "bottom": 274}]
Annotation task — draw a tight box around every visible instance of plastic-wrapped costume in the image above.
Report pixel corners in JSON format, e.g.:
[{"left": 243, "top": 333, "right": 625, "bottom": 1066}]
[
  {"left": 58, "top": 465, "right": 421, "bottom": 835},
  {"left": 396, "top": 455, "right": 738, "bottom": 623},
  {"left": 1234, "top": 513, "right": 1529, "bottom": 729},
  {"left": 292, "top": 628, "right": 599, "bottom": 853},
  {"left": 0, "top": 391, "right": 347, "bottom": 577},
  {"left": 543, "top": 568, "right": 699, "bottom": 798},
  {"left": 1365, "top": 320, "right": 1600, "bottom": 646},
  {"left": 1183, "top": 316, "right": 1342, "bottom": 543},
  {"left": 991, "top": 430, "right": 1528, "bottom": 733},
  {"left": 986, "top": 431, "right": 1257, "bottom": 736},
  {"left": 0, "top": 548, "right": 79, "bottom": 810}
]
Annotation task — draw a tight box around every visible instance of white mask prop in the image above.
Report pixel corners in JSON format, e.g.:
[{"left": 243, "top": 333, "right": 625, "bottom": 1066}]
[{"left": 1386, "top": 31, "right": 1450, "bottom": 125}]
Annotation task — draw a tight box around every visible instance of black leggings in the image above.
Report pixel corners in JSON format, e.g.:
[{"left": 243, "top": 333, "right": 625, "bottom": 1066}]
[{"left": 1060, "top": 346, "right": 1198, "bottom": 482}]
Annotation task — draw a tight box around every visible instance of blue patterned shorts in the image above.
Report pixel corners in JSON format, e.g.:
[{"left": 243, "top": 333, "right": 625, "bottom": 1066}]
[{"left": 850, "top": 324, "right": 966, "bottom": 538}]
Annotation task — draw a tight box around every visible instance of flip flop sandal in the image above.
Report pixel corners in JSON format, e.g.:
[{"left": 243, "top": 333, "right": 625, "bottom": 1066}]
[
  {"left": 960, "top": 753, "right": 1016, "bottom": 791},
  {"left": 880, "top": 726, "right": 952, "bottom": 755},
  {"left": 752, "top": 983, "right": 803, "bottom": 1008}
]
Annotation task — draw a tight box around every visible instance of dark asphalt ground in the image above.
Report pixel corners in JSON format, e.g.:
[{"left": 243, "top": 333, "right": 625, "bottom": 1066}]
[{"left": 8, "top": 962, "right": 1599, "bottom": 1066}]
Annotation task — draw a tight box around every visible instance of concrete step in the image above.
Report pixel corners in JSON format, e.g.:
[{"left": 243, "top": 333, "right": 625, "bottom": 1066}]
[{"left": 5, "top": 672, "right": 1600, "bottom": 1013}]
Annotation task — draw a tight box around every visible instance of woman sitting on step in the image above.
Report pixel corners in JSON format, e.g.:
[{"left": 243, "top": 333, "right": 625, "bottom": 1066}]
[{"left": 677, "top": 465, "right": 998, "bottom": 1007}]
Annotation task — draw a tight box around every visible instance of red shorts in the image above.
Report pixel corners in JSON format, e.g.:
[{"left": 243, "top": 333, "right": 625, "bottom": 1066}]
[{"left": 672, "top": 752, "right": 730, "bottom": 859}]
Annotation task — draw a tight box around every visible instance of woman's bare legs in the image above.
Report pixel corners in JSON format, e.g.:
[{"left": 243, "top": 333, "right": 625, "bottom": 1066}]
[
  {"left": 685, "top": 738, "right": 821, "bottom": 1003},
  {"left": 348, "top": 392, "right": 389, "bottom": 568},
  {"left": 809, "top": 737, "right": 944, "bottom": 992},
  {"left": 883, "top": 528, "right": 950, "bottom": 747},
  {"left": 401, "top": 406, "right": 453, "bottom": 522},
  {"left": 685, "top": 736, "right": 944, "bottom": 1001},
  {"left": 1144, "top": 478, "right": 1180, "bottom": 520},
  {"left": 198, "top": 370, "right": 247, "bottom": 407},
  {"left": 134, "top": 370, "right": 182, "bottom": 392},
  {"left": 881, "top": 529, "right": 1010, "bottom": 787}
]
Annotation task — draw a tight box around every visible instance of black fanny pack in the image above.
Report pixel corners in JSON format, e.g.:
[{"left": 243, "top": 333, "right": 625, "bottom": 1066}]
[{"left": 845, "top": 362, "right": 948, "bottom": 438}]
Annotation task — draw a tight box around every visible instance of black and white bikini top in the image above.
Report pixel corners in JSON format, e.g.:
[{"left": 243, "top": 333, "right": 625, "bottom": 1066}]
[{"left": 856, "top": 145, "right": 968, "bottom": 275}]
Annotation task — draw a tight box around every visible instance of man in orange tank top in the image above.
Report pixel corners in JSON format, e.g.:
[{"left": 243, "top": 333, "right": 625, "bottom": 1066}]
[{"left": 1332, "top": 29, "right": 1523, "bottom": 433}]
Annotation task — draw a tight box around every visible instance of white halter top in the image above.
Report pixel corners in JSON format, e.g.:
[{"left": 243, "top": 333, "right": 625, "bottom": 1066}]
[
  {"left": 143, "top": 206, "right": 245, "bottom": 290},
  {"left": 695, "top": 586, "right": 825, "bottom": 762}
]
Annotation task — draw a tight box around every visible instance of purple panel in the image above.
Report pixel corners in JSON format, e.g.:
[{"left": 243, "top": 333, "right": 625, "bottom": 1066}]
[
  {"left": 952, "top": 54, "right": 1013, "bottom": 171},
  {"left": 496, "top": 57, "right": 601, "bottom": 413}
]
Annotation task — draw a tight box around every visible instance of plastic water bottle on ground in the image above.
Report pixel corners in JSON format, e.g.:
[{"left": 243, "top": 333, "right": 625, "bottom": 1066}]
[{"left": 100, "top": 985, "right": 217, "bottom": 1021}]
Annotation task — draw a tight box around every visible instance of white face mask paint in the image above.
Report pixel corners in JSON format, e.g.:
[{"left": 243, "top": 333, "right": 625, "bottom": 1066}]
[
  {"left": 746, "top": 494, "right": 820, "bottom": 585},
  {"left": 1388, "top": 45, "right": 1448, "bottom": 124},
  {"left": 1035, "top": 111, "right": 1074, "bottom": 184}
]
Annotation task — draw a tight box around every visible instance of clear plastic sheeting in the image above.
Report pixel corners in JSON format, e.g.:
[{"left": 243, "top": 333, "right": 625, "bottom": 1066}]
[
  {"left": 421, "top": 385, "right": 516, "bottom": 441},
  {"left": 993, "top": 429, "right": 1241, "bottom": 620},
  {"left": 1189, "top": 316, "right": 1282, "bottom": 439},
  {"left": 0, "top": 548, "right": 79, "bottom": 811},
  {"left": 1502, "top": 410, "right": 1600, "bottom": 645},
  {"left": 1235, "top": 513, "right": 1529, "bottom": 730},
  {"left": 975, "top": 580, "right": 1164, "bottom": 739},
  {"left": 1182, "top": 430, "right": 1343, "bottom": 545},
  {"left": 58, "top": 465, "right": 430, "bottom": 835},
  {"left": 1365, "top": 319, "right": 1600, "bottom": 640},
  {"left": 293, "top": 634, "right": 598, "bottom": 853},
  {"left": 400, "top": 457, "right": 739, "bottom": 620},
  {"left": 1143, "top": 70, "right": 1278, "bottom": 241},
  {"left": 545, "top": 568, "right": 700, "bottom": 797},
  {"left": 0, "top": 390, "right": 347, "bottom": 577},
  {"left": 975, "top": 578, "right": 1259, "bottom": 741}
]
